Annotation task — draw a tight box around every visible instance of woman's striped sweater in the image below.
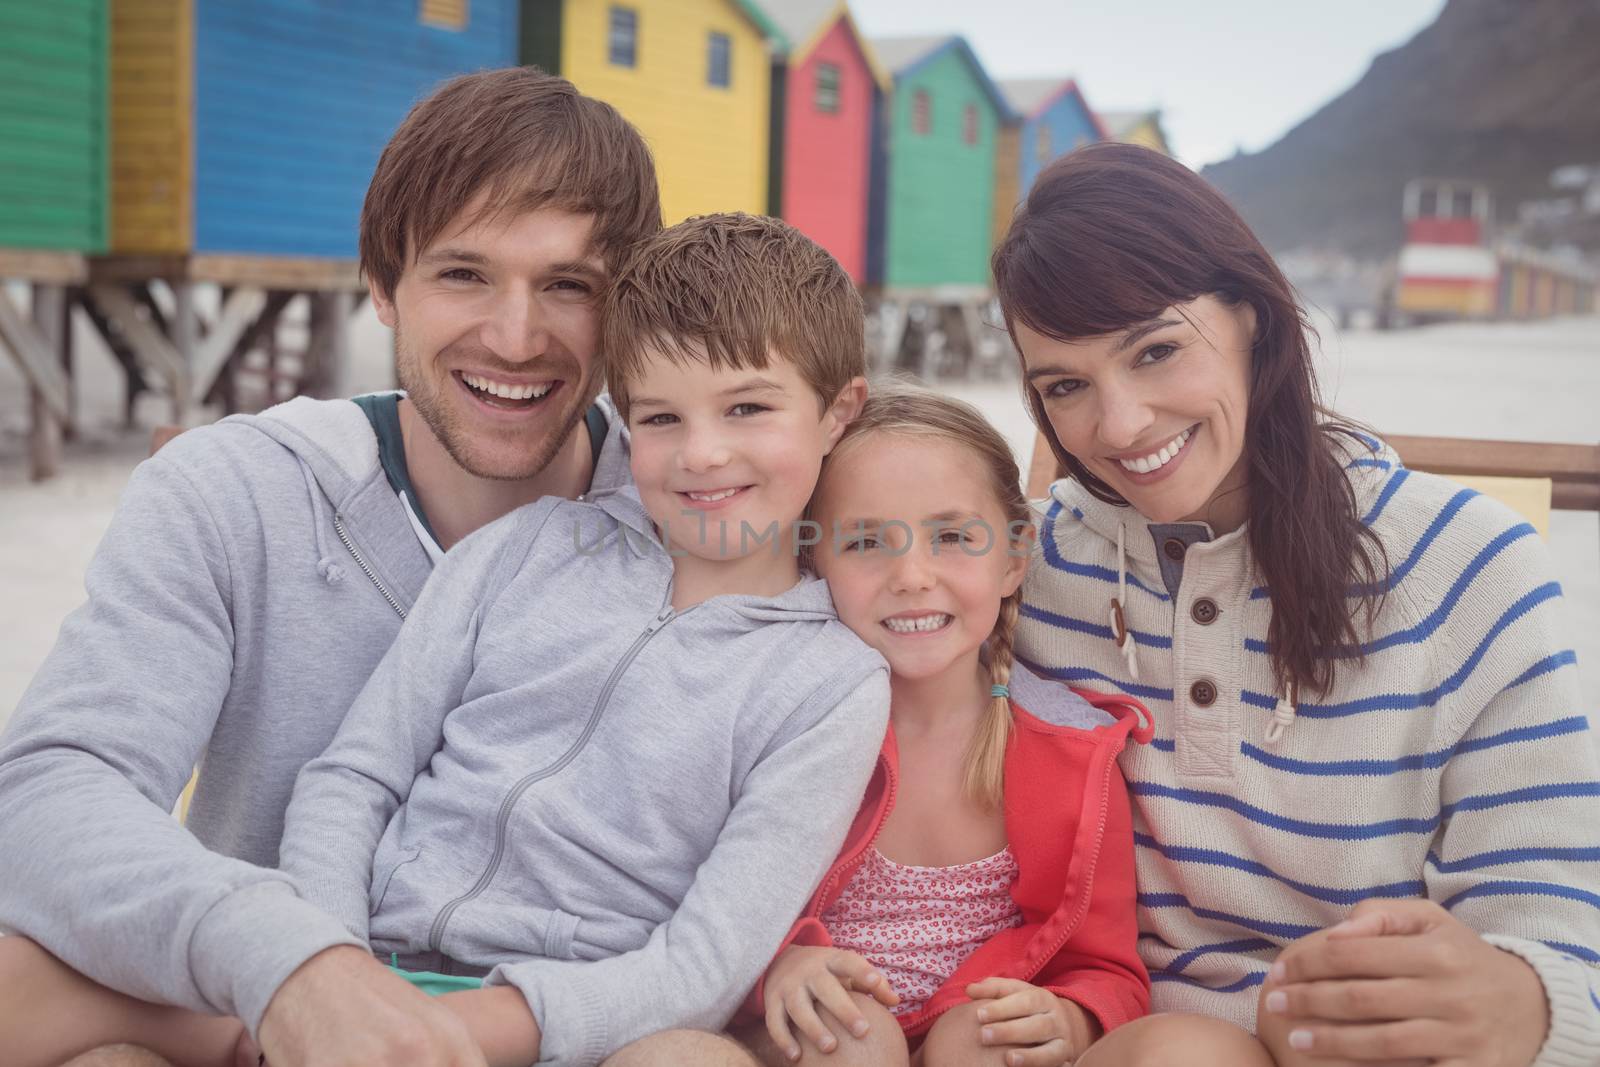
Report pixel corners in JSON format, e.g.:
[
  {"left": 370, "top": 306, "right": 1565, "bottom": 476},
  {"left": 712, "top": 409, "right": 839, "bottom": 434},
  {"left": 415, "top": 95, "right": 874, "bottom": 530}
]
[{"left": 1016, "top": 441, "right": 1600, "bottom": 1066}]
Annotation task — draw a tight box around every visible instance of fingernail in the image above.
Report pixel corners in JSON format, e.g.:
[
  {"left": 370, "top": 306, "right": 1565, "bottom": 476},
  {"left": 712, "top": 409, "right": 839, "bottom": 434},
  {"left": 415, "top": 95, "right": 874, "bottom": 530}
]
[
  {"left": 1265, "top": 991, "right": 1287, "bottom": 1014},
  {"left": 1008, "top": 1054, "right": 1023, "bottom": 1067},
  {"left": 787, "top": 1047, "right": 800, "bottom": 1062},
  {"left": 821, "top": 1037, "right": 836, "bottom": 1052},
  {"left": 975, "top": 1008, "right": 988, "bottom": 1023},
  {"left": 862, "top": 972, "right": 879, "bottom": 985},
  {"left": 852, "top": 1020, "right": 869, "bottom": 1037},
  {"left": 1269, "top": 961, "right": 1286, "bottom": 982},
  {"left": 981, "top": 1027, "right": 994, "bottom": 1044},
  {"left": 1289, "top": 1030, "right": 1313, "bottom": 1051}
]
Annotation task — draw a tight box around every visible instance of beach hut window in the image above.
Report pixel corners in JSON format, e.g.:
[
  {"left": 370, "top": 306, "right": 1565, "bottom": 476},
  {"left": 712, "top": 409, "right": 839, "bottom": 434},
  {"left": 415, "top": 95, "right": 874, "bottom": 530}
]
[
  {"left": 815, "top": 63, "right": 841, "bottom": 114},
  {"left": 963, "top": 104, "right": 978, "bottom": 146},
  {"left": 1451, "top": 188, "right": 1475, "bottom": 219},
  {"left": 420, "top": 0, "right": 468, "bottom": 29},
  {"left": 708, "top": 31, "right": 732, "bottom": 87},
  {"left": 609, "top": 7, "right": 638, "bottom": 68},
  {"left": 1035, "top": 124, "right": 1052, "bottom": 164},
  {"left": 912, "top": 90, "right": 931, "bottom": 135}
]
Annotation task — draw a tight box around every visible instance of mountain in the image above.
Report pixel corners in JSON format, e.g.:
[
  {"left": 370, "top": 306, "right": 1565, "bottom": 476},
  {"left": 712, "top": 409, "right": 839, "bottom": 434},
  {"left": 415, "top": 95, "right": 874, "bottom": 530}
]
[{"left": 1201, "top": 0, "right": 1600, "bottom": 259}]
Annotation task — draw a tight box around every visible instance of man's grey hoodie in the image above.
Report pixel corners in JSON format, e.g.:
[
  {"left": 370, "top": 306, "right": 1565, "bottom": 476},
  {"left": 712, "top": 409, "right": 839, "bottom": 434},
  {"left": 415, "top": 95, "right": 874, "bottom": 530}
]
[
  {"left": 279, "top": 486, "right": 890, "bottom": 1065},
  {"left": 0, "top": 395, "right": 629, "bottom": 1031}
]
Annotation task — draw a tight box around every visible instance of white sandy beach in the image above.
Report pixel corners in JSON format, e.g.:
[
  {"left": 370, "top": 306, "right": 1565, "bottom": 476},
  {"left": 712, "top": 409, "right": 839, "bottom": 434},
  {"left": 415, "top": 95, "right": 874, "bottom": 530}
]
[{"left": 1, "top": 305, "right": 1596, "bottom": 726}]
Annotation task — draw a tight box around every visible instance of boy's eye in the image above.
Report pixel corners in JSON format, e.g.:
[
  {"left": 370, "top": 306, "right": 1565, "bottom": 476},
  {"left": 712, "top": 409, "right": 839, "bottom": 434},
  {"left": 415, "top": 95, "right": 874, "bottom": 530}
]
[
  {"left": 728, "top": 402, "right": 769, "bottom": 417},
  {"left": 936, "top": 529, "right": 965, "bottom": 545},
  {"left": 841, "top": 536, "right": 879, "bottom": 552}
]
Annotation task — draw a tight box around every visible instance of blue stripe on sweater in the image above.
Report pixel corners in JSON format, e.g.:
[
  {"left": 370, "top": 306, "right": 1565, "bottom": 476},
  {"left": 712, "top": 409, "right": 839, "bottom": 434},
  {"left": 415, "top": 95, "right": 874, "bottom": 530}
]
[
  {"left": 1039, "top": 501, "right": 1172, "bottom": 602},
  {"left": 1237, "top": 716, "right": 1591, "bottom": 777},
  {"left": 1019, "top": 602, "right": 1173, "bottom": 649},
  {"left": 1442, "top": 880, "right": 1600, "bottom": 913},
  {"left": 1428, "top": 845, "right": 1600, "bottom": 874},
  {"left": 1138, "top": 892, "right": 1320, "bottom": 939},
  {"left": 1361, "top": 468, "right": 1410, "bottom": 525},
  {"left": 1133, "top": 832, "right": 1425, "bottom": 903},
  {"left": 1239, "top": 582, "right": 1564, "bottom": 718},
  {"left": 1162, "top": 937, "right": 1277, "bottom": 975},
  {"left": 1149, "top": 970, "right": 1268, "bottom": 993},
  {"left": 1544, "top": 941, "right": 1600, "bottom": 964},
  {"left": 1508, "top": 650, "right": 1579, "bottom": 689},
  {"left": 1243, "top": 522, "right": 1539, "bottom": 657},
  {"left": 1128, "top": 782, "right": 1442, "bottom": 839},
  {"left": 1015, "top": 654, "right": 1175, "bottom": 703},
  {"left": 1442, "top": 781, "right": 1600, "bottom": 819}
]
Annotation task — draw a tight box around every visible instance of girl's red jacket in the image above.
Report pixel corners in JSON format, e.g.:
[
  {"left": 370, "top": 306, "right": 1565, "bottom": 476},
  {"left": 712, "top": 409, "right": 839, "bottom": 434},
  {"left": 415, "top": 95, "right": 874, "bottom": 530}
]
[{"left": 744, "top": 686, "right": 1153, "bottom": 1038}]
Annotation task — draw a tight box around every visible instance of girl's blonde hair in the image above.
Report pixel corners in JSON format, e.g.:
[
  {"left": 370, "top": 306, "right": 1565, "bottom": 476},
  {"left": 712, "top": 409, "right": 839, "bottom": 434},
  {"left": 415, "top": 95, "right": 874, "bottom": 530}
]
[{"left": 818, "top": 380, "right": 1032, "bottom": 809}]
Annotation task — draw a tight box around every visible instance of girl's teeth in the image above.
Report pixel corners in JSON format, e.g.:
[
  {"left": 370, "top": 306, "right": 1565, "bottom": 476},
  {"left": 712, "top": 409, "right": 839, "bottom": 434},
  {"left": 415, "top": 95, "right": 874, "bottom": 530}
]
[
  {"left": 463, "top": 374, "right": 553, "bottom": 401},
  {"left": 1120, "top": 426, "right": 1192, "bottom": 474},
  {"left": 883, "top": 614, "right": 952, "bottom": 634}
]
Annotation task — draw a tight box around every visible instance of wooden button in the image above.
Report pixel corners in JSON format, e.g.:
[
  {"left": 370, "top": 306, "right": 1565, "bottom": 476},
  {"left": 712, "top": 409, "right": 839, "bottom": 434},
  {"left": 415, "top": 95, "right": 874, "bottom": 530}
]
[
  {"left": 1191, "top": 598, "right": 1218, "bottom": 625},
  {"left": 1190, "top": 679, "right": 1217, "bottom": 706},
  {"left": 1163, "top": 538, "right": 1186, "bottom": 562}
]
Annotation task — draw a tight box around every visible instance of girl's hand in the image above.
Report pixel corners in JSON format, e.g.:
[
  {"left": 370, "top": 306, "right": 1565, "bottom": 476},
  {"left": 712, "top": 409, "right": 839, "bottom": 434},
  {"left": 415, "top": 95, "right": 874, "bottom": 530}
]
[
  {"left": 1263, "top": 899, "right": 1548, "bottom": 1067},
  {"left": 763, "top": 946, "right": 899, "bottom": 1060},
  {"left": 967, "top": 978, "right": 1101, "bottom": 1066}
]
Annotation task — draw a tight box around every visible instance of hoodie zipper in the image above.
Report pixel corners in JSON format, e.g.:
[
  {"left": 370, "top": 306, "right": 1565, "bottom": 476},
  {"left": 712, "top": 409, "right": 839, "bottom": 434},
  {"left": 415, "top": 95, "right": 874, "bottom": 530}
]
[
  {"left": 427, "top": 605, "right": 682, "bottom": 954},
  {"left": 333, "top": 513, "right": 407, "bottom": 620}
]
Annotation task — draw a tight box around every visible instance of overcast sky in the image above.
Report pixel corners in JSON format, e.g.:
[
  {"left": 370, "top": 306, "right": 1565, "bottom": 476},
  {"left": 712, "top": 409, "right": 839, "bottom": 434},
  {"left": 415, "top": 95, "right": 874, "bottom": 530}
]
[{"left": 848, "top": 0, "right": 1449, "bottom": 168}]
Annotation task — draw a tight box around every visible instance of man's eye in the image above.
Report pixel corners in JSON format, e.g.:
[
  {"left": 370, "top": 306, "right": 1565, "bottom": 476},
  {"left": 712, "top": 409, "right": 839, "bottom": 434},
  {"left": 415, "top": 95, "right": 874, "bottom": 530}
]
[
  {"left": 550, "top": 279, "right": 590, "bottom": 293},
  {"left": 440, "top": 268, "right": 480, "bottom": 283}
]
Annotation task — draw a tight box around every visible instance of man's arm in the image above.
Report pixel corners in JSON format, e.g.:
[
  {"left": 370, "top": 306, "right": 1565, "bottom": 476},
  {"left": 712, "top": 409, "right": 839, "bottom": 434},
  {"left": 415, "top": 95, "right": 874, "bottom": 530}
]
[
  {"left": 0, "top": 451, "right": 358, "bottom": 1022},
  {"left": 485, "top": 669, "right": 891, "bottom": 1067}
]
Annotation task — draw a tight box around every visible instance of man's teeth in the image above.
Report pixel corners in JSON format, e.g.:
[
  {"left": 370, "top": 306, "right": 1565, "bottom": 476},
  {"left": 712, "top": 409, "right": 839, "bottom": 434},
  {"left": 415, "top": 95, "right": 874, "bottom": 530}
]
[
  {"left": 462, "top": 374, "right": 552, "bottom": 401},
  {"left": 883, "top": 614, "right": 952, "bottom": 634},
  {"left": 1119, "top": 426, "right": 1194, "bottom": 474},
  {"left": 687, "top": 488, "right": 741, "bottom": 502}
]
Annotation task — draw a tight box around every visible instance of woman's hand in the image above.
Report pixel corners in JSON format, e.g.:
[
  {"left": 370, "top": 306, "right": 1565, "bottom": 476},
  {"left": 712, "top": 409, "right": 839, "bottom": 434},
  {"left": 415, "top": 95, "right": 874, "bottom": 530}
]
[
  {"left": 1262, "top": 899, "right": 1548, "bottom": 1067},
  {"left": 762, "top": 946, "right": 899, "bottom": 1060},
  {"left": 968, "top": 978, "right": 1102, "bottom": 1067}
]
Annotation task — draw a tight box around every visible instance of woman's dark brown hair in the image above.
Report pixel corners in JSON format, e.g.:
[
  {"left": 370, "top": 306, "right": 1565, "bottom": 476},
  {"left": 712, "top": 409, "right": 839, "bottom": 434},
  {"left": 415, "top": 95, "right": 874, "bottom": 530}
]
[{"left": 991, "top": 142, "right": 1386, "bottom": 698}]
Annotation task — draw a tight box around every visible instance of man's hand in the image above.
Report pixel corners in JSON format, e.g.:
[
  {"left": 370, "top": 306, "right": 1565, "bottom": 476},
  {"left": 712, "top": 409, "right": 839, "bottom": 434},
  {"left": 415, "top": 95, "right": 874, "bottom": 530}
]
[
  {"left": 256, "top": 946, "right": 485, "bottom": 1067},
  {"left": 1260, "top": 899, "right": 1548, "bottom": 1067}
]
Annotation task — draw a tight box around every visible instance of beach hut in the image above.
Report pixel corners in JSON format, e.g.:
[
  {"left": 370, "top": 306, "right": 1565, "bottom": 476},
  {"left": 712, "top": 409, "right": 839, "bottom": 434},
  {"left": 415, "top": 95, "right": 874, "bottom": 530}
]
[
  {"left": 523, "top": 0, "right": 784, "bottom": 224},
  {"left": 1097, "top": 108, "right": 1172, "bottom": 156},
  {"left": 760, "top": 0, "right": 887, "bottom": 283},
  {"left": 992, "top": 78, "right": 1104, "bottom": 244},
  {"left": 0, "top": 0, "right": 107, "bottom": 478},
  {"left": 867, "top": 36, "right": 1010, "bottom": 291},
  {"left": 79, "top": 0, "right": 516, "bottom": 424}
]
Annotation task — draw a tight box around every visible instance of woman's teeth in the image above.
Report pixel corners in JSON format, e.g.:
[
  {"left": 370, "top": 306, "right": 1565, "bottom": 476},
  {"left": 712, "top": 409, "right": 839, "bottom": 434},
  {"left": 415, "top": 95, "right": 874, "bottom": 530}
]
[
  {"left": 462, "top": 374, "right": 552, "bottom": 401},
  {"left": 686, "top": 488, "right": 741, "bottom": 502},
  {"left": 1119, "top": 426, "right": 1194, "bottom": 474},
  {"left": 883, "top": 614, "right": 951, "bottom": 634}
]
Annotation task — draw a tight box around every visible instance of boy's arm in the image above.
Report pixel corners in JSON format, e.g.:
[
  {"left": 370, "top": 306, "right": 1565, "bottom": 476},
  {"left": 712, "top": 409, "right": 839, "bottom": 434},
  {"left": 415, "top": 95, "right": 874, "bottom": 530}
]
[
  {"left": 0, "top": 452, "right": 357, "bottom": 1021},
  {"left": 485, "top": 669, "right": 891, "bottom": 1067}
]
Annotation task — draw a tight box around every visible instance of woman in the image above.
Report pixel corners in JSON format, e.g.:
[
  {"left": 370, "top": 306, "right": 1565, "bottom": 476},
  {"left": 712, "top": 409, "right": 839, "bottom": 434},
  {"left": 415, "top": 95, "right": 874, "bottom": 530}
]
[{"left": 994, "top": 142, "right": 1599, "bottom": 1067}]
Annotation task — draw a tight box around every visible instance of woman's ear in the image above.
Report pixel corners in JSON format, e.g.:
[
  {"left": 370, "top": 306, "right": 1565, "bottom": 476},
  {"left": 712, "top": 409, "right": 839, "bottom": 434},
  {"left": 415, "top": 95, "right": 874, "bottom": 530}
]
[{"left": 821, "top": 376, "right": 869, "bottom": 455}]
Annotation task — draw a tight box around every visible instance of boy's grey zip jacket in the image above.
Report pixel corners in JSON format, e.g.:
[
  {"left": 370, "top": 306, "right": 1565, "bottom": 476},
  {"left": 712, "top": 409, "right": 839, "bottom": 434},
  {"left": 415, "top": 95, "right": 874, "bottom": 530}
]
[
  {"left": 279, "top": 487, "right": 891, "bottom": 1067},
  {"left": 0, "top": 393, "right": 631, "bottom": 1032}
]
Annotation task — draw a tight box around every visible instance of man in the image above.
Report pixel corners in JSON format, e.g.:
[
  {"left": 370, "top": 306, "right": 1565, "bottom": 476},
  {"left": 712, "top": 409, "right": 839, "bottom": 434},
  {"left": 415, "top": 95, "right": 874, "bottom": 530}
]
[{"left": 0, "top": 68, "right": 732, "bottom": 1067}]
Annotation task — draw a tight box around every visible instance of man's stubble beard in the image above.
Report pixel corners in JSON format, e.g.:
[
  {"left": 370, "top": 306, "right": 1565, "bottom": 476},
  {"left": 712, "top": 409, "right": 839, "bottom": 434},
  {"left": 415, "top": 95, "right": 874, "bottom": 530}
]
[{"left": 394, "top": 326, "right": 595, "bottom": 483}]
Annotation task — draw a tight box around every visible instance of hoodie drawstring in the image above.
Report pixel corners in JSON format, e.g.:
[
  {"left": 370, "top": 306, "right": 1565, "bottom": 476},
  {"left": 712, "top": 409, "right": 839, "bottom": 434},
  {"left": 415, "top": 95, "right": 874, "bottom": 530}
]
[
  {"left": 1265, "top": 681, "right": 1299, "bottom": 744},
  {"left": 298, "top": 459, "right": 345, "bottom": 585},
  {"left": 1108, "top": 522, "right": 1140, "bottom": 682}
]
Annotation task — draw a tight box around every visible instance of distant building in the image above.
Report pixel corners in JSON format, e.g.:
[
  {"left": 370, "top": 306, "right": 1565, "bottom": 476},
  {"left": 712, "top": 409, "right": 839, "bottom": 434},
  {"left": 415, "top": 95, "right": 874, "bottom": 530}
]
[
  {"left": 993, "top": 77, "right": 1104, "bottom": 245},
  {"left": 1097, "top": 108, "right": 1171, "bottom": 157},
  {"left": 761, "top": 0, "right": 887, "bottom": 283},
  {"left": 524, "top": 0, "right": 784, "bottom": 224},
  {"left": 868, "top": 35, "right": 1010, "bottom": 289}
]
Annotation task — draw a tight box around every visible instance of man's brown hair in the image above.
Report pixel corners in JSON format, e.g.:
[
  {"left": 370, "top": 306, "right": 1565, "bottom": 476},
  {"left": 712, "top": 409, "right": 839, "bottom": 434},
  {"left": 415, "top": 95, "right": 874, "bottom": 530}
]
[
  {"left": 602, "top": 213, "right": 864, "bottom": 418},
  {"left": 360, "top": 67, "right": 661, "bottom": 300}
]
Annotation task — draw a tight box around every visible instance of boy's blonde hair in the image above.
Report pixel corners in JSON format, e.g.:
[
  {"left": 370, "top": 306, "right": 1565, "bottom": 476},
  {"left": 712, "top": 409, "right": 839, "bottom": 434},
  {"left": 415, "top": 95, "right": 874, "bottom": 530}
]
[
  {"left": 601, "top": 213, "right": 864, "bottom": 418},
  {"left": 820, "top": 381, "right": 1032, "bottom": 809}
]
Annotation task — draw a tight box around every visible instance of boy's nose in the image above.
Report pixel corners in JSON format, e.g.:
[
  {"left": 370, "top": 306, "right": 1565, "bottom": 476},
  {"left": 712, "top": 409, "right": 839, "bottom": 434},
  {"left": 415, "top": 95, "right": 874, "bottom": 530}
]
[{"left": 677, "top": 428, "right": 732, "bottom": 473}]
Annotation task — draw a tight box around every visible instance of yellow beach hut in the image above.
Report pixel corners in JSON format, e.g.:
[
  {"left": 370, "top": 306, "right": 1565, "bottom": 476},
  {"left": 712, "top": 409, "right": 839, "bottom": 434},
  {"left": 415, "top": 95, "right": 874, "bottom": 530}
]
[
  {"left": 523, "top": 0, "right": 785, "bottom": 223},
  {"left": 1096, "top": 108, "right": 1172, "bottom": 157}
]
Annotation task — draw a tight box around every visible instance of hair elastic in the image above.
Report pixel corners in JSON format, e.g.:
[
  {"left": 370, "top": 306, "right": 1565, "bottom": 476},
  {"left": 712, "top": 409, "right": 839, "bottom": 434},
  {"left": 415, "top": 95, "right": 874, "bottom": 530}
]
[{"left": 991, "top": 684, "right": 1010, "bottom": 699}]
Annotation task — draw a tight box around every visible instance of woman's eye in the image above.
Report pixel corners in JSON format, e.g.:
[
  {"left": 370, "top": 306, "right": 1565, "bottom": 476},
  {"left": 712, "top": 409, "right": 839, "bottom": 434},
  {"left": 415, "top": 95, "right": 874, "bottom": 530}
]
[
  {"left": 1139, "top": 342, "right": 1178, "bottom": 365},
  {"left": 729, "top": 403, "right": 768, "bottom": 417},
  {"left": 1043, "top": 379, "right": 1083, "bottom": 399}
]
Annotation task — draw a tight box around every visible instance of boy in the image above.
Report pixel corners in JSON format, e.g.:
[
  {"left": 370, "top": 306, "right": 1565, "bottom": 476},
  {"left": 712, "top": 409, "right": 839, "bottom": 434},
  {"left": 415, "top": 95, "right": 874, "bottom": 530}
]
[{"left": 5, "top": 214, "right": 888, "bottom": 1067}]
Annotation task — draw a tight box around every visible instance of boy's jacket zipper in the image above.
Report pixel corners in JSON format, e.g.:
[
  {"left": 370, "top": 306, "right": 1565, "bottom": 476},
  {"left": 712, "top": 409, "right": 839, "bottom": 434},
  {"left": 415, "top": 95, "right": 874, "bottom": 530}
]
[{"left": 427, "top": 605, "right": 684, "bottom": 954}]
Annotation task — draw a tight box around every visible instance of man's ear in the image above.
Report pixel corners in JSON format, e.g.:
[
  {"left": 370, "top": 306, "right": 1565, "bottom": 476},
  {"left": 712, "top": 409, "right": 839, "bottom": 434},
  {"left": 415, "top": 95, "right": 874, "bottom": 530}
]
[
  {"left": 821, "top": 376, "right": 869, "bottom": 454},
  {"left": 369, "top": 276, "right": 398, "bottom": 330}
]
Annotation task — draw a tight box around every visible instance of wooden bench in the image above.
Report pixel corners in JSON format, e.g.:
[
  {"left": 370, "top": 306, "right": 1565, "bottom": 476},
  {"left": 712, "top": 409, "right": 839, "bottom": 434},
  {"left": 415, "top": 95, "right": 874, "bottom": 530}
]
[{"left": 1025, "top": 431, "right": 1600, "bottom": 538}]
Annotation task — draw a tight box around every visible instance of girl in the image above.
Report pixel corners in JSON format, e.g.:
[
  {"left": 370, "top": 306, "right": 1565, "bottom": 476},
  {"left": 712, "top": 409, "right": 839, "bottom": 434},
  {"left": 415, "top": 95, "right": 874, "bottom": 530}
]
[
  {"left": 995, "top": 142, "right": 1600, "bottom": 1067},
  {"left": 741, "top": 384, "right": 1153, "bottom": 1067}
]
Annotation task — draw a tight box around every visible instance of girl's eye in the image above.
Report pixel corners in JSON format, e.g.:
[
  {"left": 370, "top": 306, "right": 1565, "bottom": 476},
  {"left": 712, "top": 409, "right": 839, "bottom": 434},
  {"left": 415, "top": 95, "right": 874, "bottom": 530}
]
[
  {"left": 637, "top": 413, "right": 677, "bottom": 427},
  {"left": 1042, "top": 378, "right": 1084, "bottom": 399},
  {"left": 1138, "top": 342, "right": 1178, "bottom": 365},
  {"left": 729, "top": 403, "right": 768, "bottom": 417}
]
